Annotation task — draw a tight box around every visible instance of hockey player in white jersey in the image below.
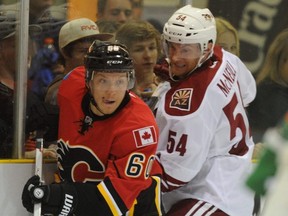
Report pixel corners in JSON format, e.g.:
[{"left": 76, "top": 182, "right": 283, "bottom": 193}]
[{"left": 154, "top": 5, "right": 257, "bottom": 216}]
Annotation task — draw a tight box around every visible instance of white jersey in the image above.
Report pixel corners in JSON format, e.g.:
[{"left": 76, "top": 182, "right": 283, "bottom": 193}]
[{"left": 155, "top": 47, "right": 256, "bottom": 216}]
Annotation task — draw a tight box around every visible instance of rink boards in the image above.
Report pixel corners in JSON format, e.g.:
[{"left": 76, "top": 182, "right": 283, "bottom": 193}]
[{"left": 0, "top": 160, "right": 57, "bottom": 216}]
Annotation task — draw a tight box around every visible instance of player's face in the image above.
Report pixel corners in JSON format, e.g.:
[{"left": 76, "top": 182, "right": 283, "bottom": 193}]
[
  {"left": 217, "top": 30, "right": 238, "bottom": 56},
  {"left": 166, "top": 42, "right": 201, "bottom": 78},
  {"left": 89, "top": 72, "right": 129, "bottom": 115},
  {"left": 103, "top": 0, "right": 133, "bottom": 24}
]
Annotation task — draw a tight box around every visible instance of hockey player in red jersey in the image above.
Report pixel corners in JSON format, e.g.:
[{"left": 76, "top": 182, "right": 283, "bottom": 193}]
[
  {"left": 154, "top": 5, "right": 256, "bottom": 216},
  {"left": 22, "top": 40, "right": 163, "bottom": 215}
]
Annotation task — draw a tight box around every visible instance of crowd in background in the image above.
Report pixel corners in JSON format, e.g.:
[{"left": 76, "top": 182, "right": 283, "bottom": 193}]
[{"left": 0, "top": 0, "right": 288, "bottom": 215}]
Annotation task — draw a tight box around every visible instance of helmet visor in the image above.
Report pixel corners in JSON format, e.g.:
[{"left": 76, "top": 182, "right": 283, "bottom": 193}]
[
  {"left": 89, "top": 71, "right": 129, "bottom": 91},
  {"left": 163, "top": 40, "right": 202, "bottom": 61},
  {"left": 163, "top": 40, "right": 203, "bottom": 80}
]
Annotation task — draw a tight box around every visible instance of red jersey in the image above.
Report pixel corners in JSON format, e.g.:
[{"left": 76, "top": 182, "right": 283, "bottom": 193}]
[{"left": 57, "top": 66, "right": 162, "bottom": 215}]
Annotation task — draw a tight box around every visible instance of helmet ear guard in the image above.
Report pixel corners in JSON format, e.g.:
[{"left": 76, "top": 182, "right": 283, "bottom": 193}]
[
  {"left": 84, "top": 40, "right": 135, "bottom": 89},
  {"left": 127, "top": 69, "right": 135, "bottom": 89}
]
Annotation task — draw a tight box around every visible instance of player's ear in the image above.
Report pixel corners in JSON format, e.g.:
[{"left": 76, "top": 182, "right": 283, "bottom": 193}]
[
  {"left": 206, "top": 40, "right": 213, "bottom": 52},
  {"left": 202, "top": 40, "right": 214, "bottom": 58},
  {"left": 209, "top": 42, "right": 213, "bottom": 49},
  {"left": 86, "top": 80, "right": 92, "bottom": 90}
]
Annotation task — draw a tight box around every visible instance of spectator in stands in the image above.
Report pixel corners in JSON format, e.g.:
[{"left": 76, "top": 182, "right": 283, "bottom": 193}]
[
  {"left": 96, "top": 19, "right": 121, "bottom": 42},
  {"left": 29, "top": 0, "right": 53, "bottom": 24},
  {"left": 248, "top": 28, "right": 288, "bottom": 143},
  {"left": 0, "top": 6, "right": 58, "bottom": 158},
  {"left": 215, "top": 17, "right": 240, "bottom": 57},
  {"left": 45, "top": 18, "right": 113, "bottom": 105},
  {"left": 97, "top": 0, "right": 133, "bottom": 25},
  {"left": 115, "top": 20, "right": 162, "bottom": 104}
]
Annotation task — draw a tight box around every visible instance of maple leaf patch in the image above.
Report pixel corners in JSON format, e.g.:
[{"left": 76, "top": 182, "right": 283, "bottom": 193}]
[{"left": 133, "top": 126, "right": 157, "bottom": 148}]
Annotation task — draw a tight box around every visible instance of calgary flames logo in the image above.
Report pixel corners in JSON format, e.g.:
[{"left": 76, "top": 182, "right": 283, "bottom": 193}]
[{"left": 170, "top": 88, "right": 193, "bottom": 111}]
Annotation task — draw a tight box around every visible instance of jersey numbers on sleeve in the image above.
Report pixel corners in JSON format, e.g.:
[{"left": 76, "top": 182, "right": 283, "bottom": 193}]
[
  {"left": 223, "top": 93, "right": 249, "bottom": 156},
  {"left": 167, "top": 130, "right": 187, "bottom": 156},
  {"left": 126, "top": 153, "right": 145, "bottom": 178},
  {"left": 125, "top": 153, "right": 156, "bottom": 179}
]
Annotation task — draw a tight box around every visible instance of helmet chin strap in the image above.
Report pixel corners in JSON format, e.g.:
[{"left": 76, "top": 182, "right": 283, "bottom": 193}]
[
  {"left": 87, "top": 82, "right": 106, "bottom": 116},
  {"left": 90, "top": 98, "right": 105, "bottom": 116}
]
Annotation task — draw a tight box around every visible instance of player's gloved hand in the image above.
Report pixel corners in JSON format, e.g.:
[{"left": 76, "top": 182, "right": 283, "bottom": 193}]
[
  {"left": 22, "top": 175, "right": 78, "bottom": 215},
  {"left": 22, "top": 175, "right": 43, "bottom": 213}
]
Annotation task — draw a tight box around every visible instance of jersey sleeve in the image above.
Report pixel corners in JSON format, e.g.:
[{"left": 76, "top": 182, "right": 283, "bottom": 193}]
[
  {"left": 70, "top": 173, "right": 162, "bottom": 216},
  {"left": 96, "top": 157, "right": 162, "bottom": 215},
  {"left": 97, "top": 113, "right": 161, "bottom": 215},
  {"left": 95, "top": 100, "right": 162, "bottom": 215},
  {"left": 57, "top": 66, "right": 87, "bottom": 138},
  {"left": 156, "top": 122, "right": 212, "bottom": 192},
  {"left": 235, "top": 56, "right": 256, "bottom": 107}
]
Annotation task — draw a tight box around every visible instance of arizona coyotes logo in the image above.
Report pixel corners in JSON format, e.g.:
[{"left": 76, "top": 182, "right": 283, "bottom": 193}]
[{"left": 170, "top": 88, "right": 193, "bottom": 111}]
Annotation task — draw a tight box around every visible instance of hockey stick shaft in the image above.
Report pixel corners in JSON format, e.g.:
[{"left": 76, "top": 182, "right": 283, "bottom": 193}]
[{"left": 34, "top": 137, "right": 44, "bottom": 216}]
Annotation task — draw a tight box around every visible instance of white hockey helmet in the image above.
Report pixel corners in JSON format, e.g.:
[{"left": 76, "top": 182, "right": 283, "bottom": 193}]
[{"left": 163, "top": 5, "right": 216, "bottom": 55}]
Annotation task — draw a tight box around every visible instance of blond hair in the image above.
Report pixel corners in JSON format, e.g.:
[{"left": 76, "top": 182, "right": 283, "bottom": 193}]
[
  {"left": 115, "top": 20, "right": 162, "bottom": 57},
  {"left": 256, "top": 28, "right": 288, "bottom": 86},
  {"left": 215, "top": 17, "right": 240, "bottom": 56}
]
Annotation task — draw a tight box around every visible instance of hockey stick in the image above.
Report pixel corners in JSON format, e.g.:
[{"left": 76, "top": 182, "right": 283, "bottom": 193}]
[{"left": 34, "top": 136, "right": 44, "bottom": 216}]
